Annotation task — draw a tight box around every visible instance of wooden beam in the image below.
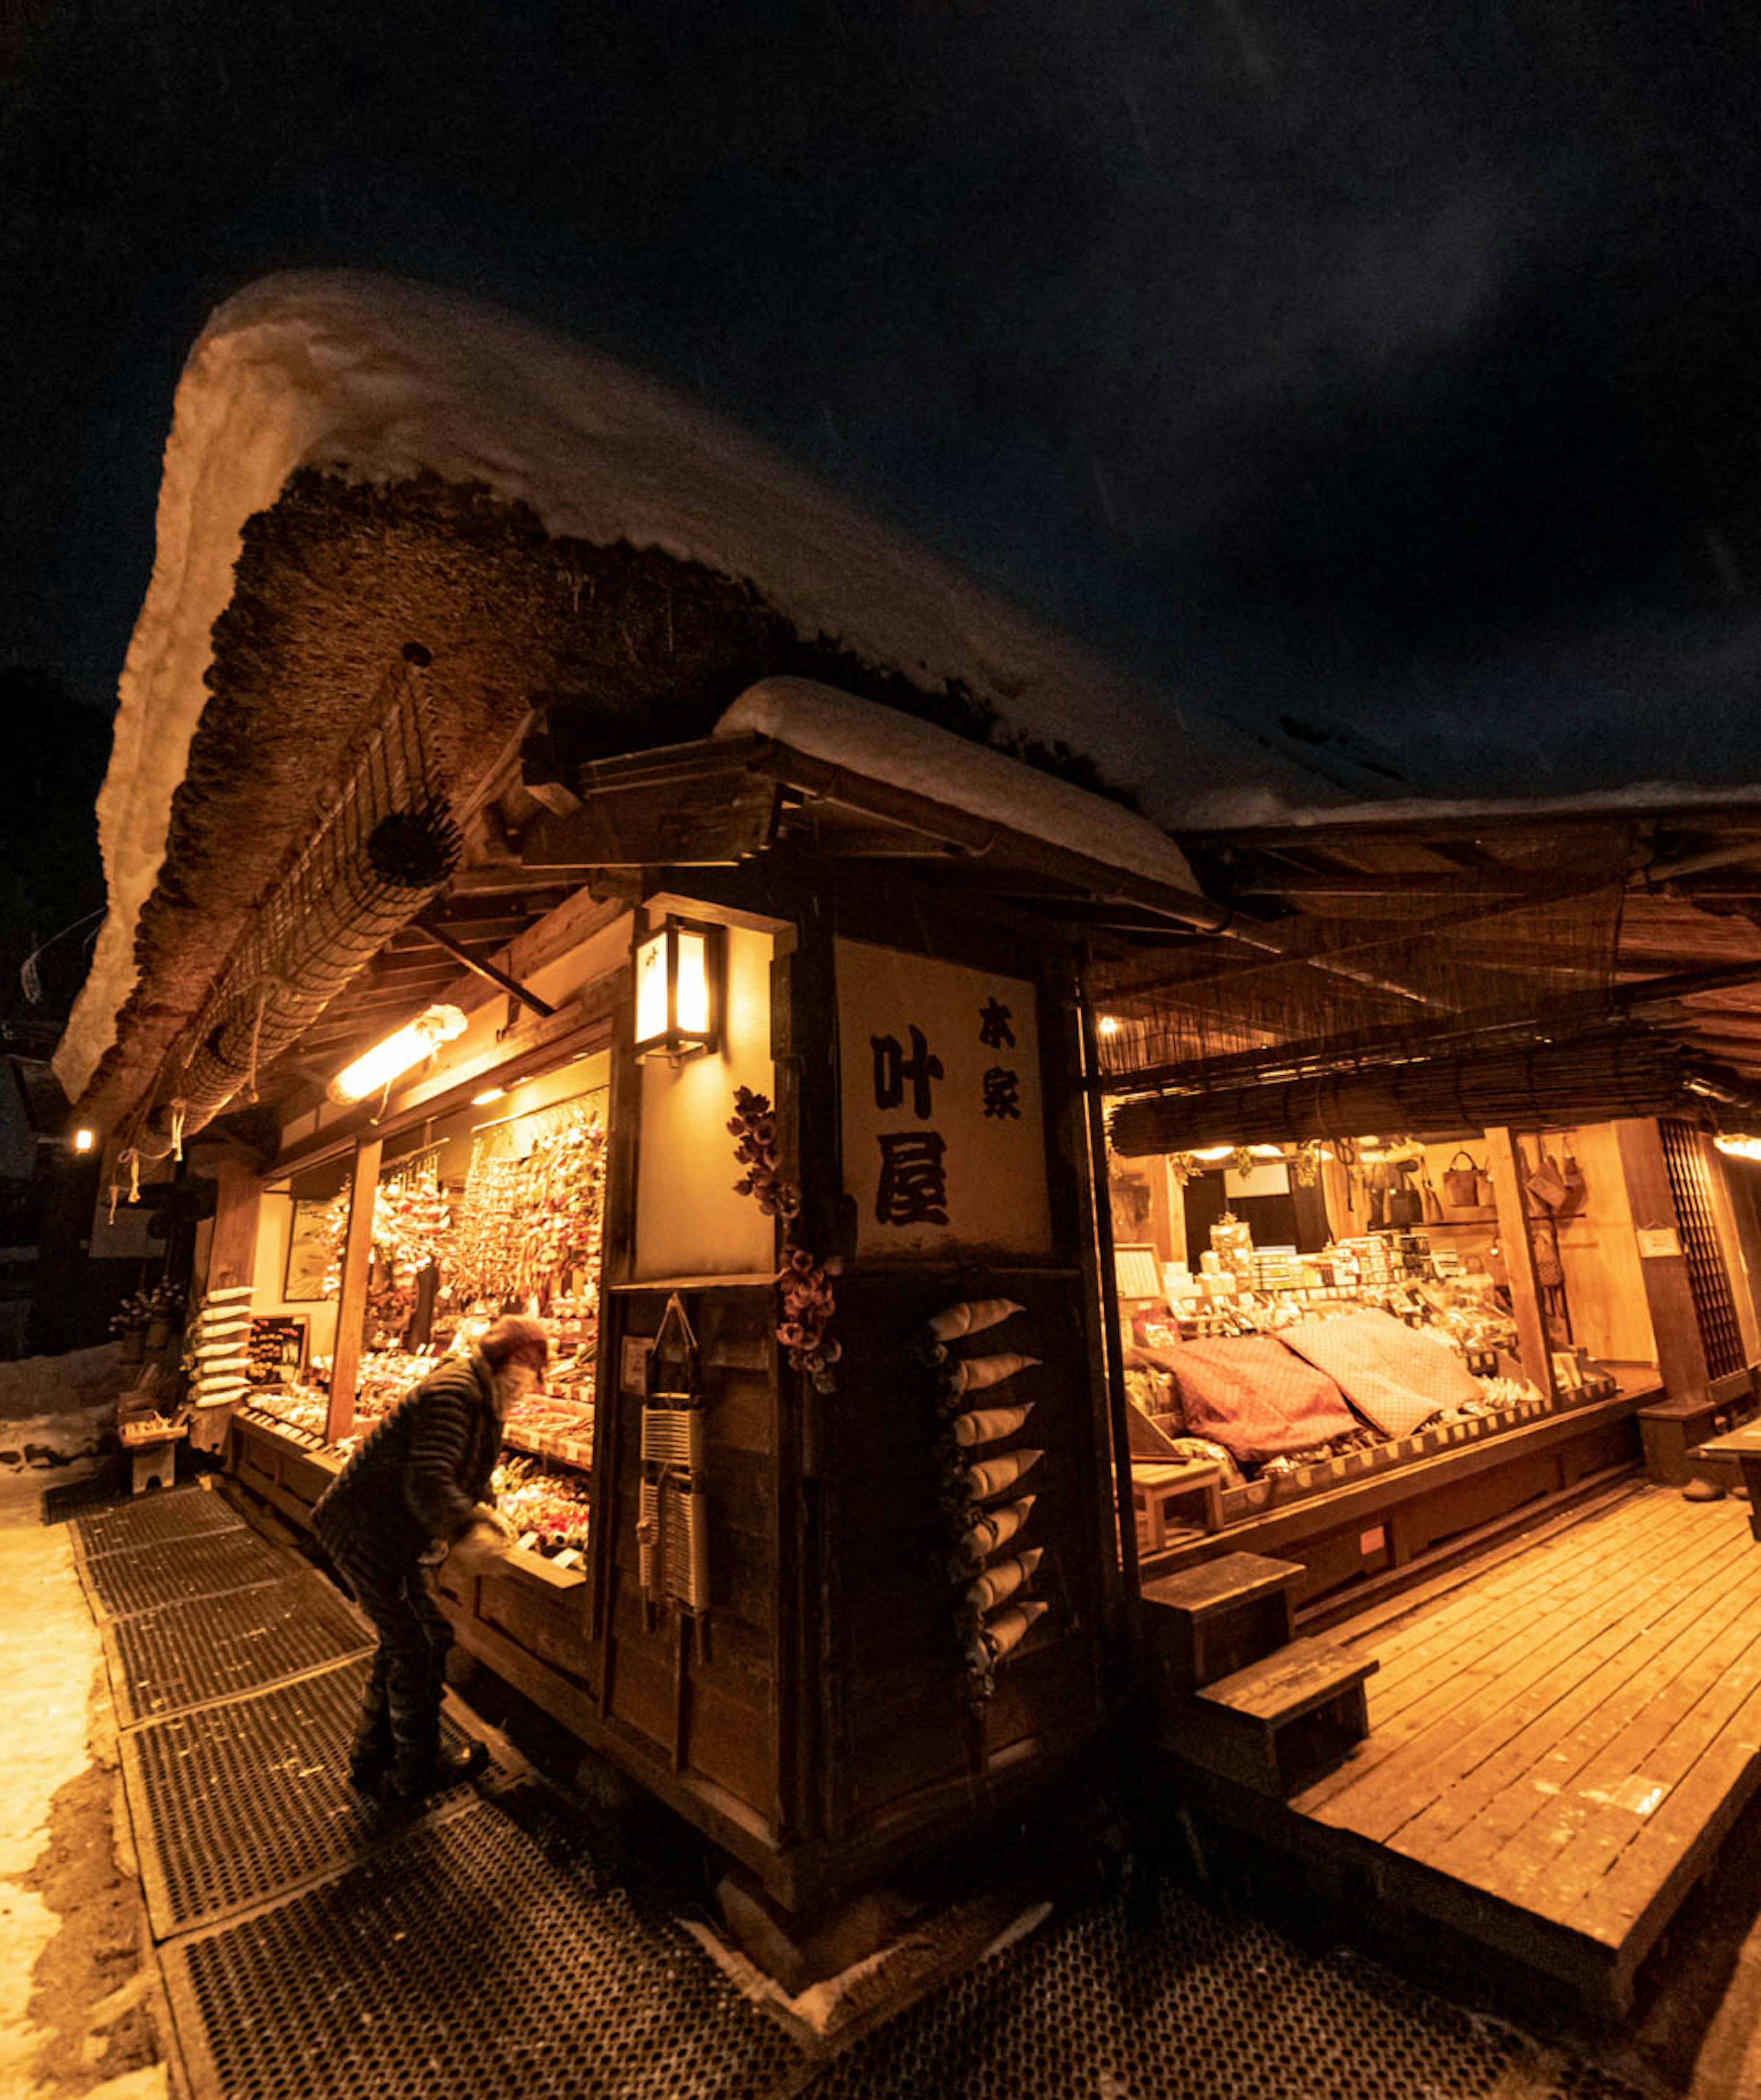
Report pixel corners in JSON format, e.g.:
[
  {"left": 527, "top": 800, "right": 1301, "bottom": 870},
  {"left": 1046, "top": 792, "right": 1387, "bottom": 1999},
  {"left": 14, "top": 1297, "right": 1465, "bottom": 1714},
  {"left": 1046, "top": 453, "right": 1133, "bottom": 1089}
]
[
  {"left": 327, "top": 1134, "right": 382, "bottom": 1443},
  {"left": 1614, "top": 1118, "right": 1711, "bottom": 1407},
  {"left": 1485, "top": 1125, "right": 1557, "bottom": 1401},
  {"left": 206, "top": 1158, "right": 263, "bottom": 1294}
]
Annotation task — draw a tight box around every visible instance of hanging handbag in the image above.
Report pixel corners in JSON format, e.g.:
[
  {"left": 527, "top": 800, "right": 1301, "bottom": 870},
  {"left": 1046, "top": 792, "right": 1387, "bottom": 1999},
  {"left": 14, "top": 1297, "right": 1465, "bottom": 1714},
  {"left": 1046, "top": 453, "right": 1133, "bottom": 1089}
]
[
  {"left": 1421, "top": 1168, "right": 1443, "bottom": 1224},
  {"left": 1443, "top": 1151, "right": 1482, "bottom": 1207},
  {"left": 1388, "top": 1185, "right": 1422, "bottom": 1227},
  {"left": 1556, "top": 1151, "right": 1588, "bottom": 1220},
  {"left": 1532, "top": 1218, "right": 1564, "bottom": 1289},
  {"left": 1527, "top": 1154, "right": 1568, "bottom": 1211}
]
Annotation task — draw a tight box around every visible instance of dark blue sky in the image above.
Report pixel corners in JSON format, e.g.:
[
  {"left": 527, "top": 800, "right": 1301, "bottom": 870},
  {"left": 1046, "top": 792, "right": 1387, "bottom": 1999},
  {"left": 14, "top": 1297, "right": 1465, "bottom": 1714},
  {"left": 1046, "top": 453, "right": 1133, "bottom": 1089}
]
[{"left": 7, "top": 0, "right": 1761, "bottom": 792}]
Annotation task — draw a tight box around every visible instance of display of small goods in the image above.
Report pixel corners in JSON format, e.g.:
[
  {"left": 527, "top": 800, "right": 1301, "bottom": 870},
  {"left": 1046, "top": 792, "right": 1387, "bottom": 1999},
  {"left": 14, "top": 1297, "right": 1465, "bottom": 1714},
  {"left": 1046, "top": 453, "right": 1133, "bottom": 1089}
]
[
  {"left": 321, "top": 1147, "right": 454, "bottom": 1339},
  {"left": 915, "top": 1297, "right": 1051, "bottom": 1708},
  {"left": 188, "top": 1285, "right": 255, "bottom": 1407},
  {"left": 448, "top": 1103, "right": 608, "bottom": 1309},
  {"left": 246, "top": 1316, "right": 307, "bottom": 1387},
  {"left": 492, "top": 1457, "right": 592, "bottom": 1560}
]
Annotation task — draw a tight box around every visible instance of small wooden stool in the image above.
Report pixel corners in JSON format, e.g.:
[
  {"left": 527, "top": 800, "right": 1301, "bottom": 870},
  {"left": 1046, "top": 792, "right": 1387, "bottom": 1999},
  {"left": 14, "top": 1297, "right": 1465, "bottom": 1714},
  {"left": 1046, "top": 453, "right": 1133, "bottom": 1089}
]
[
  {"left": 129, "top": 1439, "right": 179, "bottom": 1494},
  {"left": 1131, "top": 1461, "right": 1223, "bottom": 1553}
]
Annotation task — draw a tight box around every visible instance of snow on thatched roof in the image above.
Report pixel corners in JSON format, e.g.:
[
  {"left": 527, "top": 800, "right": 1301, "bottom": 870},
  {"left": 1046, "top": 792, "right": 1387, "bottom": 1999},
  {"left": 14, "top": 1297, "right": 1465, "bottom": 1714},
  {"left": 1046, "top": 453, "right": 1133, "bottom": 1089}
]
[{"left": 57, "top": 271, "right": 1333, "bottom": 1106}]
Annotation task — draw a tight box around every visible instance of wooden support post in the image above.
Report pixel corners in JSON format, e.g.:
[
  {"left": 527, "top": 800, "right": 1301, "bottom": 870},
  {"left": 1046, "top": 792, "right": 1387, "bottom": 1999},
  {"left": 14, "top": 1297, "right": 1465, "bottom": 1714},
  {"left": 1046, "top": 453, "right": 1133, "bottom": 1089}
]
[
  {"left": 1615, "top": 1117, "right": 1711, "bottom": 1407},
  {"left": 327, "top": 1135, "right": 382, "bottom": 1444},
  {"left": 1485, "top": 1126, "right": 1556, "bottom": 1402},
  {"left": 206, "top": 1158, "right": 263, "bottom": 1293}
]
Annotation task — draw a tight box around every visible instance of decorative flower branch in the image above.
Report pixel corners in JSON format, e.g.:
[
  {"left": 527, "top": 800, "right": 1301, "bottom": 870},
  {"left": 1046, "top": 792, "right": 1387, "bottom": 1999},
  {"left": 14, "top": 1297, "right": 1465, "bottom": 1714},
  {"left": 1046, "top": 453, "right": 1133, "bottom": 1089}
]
[{"left": 728, "top": 1085, "right": 841, "bottom": 1394}]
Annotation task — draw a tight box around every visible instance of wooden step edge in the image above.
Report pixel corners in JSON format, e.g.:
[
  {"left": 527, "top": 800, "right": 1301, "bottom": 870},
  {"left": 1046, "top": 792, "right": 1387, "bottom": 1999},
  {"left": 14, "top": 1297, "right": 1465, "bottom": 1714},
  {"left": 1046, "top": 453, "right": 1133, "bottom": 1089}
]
[
  {"left": 1139, "top": 1552, "right": 1307, "bottom": 1619},
  {"left": 1195, "top": 1638, "right": 1378, "bottom": 1727}
]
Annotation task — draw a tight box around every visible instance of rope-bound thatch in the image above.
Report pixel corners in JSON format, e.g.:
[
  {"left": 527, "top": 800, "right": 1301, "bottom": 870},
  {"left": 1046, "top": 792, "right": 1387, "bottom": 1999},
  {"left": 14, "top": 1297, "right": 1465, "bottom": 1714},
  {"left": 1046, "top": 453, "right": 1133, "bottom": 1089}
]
[
  {"left": 121, "top": 646, "right": 459, "bottom": 1161},
  {"left": 1105, "top": 1025, "right": 1754, "bottom": 1157}
]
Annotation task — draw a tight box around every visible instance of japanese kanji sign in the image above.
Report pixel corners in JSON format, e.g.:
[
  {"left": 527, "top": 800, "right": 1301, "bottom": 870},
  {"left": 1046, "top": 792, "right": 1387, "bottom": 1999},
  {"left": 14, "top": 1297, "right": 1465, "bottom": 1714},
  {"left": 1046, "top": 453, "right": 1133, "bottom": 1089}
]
[{"left": 836, "top": 939, "right": 1051, "bottom": 1256}]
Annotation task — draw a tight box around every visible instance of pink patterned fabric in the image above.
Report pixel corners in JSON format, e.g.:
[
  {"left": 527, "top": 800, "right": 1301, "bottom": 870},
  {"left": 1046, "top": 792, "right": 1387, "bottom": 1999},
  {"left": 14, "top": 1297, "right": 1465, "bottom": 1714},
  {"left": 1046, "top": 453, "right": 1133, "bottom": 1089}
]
[
  {"left": 1279, "top": 1310, "right": 1480, "bottom": 1438},
  {"left": 1163, "top": 1336, "right": 1357, "bottom": 1463}
]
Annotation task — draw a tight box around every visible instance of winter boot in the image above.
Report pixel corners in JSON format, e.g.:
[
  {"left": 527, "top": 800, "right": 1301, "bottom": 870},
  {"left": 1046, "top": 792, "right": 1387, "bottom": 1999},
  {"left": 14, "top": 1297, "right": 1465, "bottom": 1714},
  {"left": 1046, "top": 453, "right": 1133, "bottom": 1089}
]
[
  {"left": 382, "top": 1738, "right": 489, "bottom": 1812},
  {"left": 347, "top": 1681, "right": 395, "bottom": 1793}
]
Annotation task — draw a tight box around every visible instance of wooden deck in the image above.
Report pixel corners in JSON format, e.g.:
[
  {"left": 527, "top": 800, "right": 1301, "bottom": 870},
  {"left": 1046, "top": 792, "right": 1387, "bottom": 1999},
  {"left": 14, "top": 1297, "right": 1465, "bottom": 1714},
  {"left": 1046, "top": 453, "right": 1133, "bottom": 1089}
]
[{"left": 1175, "top": 1482, "right": 1761, "bottom": 2013}]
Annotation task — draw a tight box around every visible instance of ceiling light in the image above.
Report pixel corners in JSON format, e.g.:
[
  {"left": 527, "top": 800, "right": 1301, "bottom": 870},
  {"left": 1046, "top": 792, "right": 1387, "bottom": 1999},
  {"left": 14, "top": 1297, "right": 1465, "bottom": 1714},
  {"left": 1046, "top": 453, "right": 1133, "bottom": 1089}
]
[
  {"left": 330, "top": 1005, "right": 467, "bottom": 1103},
  {"left": 72, "top": 1128, "right": 95, "bottom": 1153},
  {"left": 471, "top": 1087, "right": 507, "bottom": 1106}
]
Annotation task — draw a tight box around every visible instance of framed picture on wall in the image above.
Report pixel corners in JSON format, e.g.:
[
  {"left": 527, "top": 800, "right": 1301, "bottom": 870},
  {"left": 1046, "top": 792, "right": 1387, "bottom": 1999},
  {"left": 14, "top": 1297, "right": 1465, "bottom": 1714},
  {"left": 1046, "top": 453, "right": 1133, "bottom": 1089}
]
[
  {"left": 284, "top": 1198, "right": 333, "bottom": 1302},
  {"left": 1114, "top": 1243, "right": 1164, "bottom": 1302}
]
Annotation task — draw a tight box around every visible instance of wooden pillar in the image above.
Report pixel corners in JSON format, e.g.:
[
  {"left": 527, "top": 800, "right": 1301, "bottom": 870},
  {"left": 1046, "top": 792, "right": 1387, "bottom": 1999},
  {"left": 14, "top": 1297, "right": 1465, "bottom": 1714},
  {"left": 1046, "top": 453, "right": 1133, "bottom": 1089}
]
[
  {"left": 327, "top": 1135, "right": 382, "bottom": 1443},
  {"left": 1614, "top": 1117, "right": 1711, "bottom": 1406},
  {"left": 207, "top": 1158, "right": 263, "bottom": 1292},
  {"left": 1485, "top": 1126, "right": 1556, "bottom": 1401}
]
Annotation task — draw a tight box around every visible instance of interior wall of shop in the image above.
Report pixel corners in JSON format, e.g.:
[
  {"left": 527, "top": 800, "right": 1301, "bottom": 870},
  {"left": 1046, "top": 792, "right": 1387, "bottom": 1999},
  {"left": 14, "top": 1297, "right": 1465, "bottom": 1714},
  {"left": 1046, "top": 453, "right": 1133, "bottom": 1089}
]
[
  {"left": 633, "top": 924, "right": 776, "bottom": 1281},
  {"left": 249, "top": 1193, "right": 338, "bottom": 1356}
]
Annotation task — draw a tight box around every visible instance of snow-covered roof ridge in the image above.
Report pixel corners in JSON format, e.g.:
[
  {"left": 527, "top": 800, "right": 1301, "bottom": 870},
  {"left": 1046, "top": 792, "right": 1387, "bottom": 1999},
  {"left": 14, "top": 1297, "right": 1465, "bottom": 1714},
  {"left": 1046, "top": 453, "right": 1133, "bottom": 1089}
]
[
  {"left": 718, "top": 680, "right": 1204, "bottom": 897},
  {"left": 57, "top": 269, "right": 1325, "bottom": 1104},
  {"left": 1183, "top": 778, "right": 1761, "bottom": 834}
]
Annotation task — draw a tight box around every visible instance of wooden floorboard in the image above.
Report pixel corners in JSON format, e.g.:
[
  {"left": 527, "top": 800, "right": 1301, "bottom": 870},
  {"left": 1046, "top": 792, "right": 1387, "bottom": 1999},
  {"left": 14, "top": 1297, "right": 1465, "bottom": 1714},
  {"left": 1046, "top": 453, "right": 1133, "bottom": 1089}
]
[
  {"left": 1299, "top": 1493, "right": 1720, "bottom": 1812},
  {"left": 1269, "top": 1486, "right": 1761, "bottom": 2005}
]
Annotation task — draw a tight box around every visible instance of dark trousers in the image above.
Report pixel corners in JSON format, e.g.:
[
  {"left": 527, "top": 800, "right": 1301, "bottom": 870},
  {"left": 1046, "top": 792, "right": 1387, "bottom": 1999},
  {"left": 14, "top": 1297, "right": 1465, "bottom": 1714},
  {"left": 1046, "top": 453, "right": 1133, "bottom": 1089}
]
[{"left": 334, "top": 1550, "right": 452, "bottom": 1779}]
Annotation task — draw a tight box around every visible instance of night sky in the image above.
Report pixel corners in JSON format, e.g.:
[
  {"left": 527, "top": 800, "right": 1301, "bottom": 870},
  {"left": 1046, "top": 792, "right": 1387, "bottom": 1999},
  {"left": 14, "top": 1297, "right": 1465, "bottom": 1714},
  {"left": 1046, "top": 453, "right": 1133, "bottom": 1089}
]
[{"left": 8, "top": 0, "right": 1761, "bottom": 804}]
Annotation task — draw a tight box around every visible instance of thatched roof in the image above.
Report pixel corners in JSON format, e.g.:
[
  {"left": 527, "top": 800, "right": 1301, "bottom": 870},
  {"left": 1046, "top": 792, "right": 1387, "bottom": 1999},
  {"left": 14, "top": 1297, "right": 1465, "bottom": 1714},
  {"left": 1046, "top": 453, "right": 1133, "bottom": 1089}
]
[{"left": 59, "top": 271, "right": 1338, "bottom": 1137}]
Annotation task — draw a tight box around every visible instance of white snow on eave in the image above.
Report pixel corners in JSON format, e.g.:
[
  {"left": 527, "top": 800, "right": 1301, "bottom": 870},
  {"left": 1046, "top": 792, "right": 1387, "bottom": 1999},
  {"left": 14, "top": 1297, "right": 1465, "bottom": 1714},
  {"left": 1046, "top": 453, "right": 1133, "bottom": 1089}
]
[
  {"left": 1183, "top": 778, "right": 1761, "bottom": 833},
  {"left": 55, "top": 269, "right": 1323, "bottom": 1108},
  {"left": 719, "top": 680, "right": 1204, "bottom": 896}
]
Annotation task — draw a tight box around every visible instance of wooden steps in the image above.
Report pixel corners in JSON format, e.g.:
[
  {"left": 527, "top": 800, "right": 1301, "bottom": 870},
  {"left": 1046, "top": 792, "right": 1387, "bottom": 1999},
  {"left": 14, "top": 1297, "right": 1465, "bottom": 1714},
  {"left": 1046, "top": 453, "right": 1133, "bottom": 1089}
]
[
  {"left": 1157, "top": 1488, "right": 1761, "bottom": 2015},
  {"left": 1141, "top": 1551, "right": 1376, "bottom": 1796},
  {"left": 1161, "top": 1637, "right": 1379, "bottom": 1797}
]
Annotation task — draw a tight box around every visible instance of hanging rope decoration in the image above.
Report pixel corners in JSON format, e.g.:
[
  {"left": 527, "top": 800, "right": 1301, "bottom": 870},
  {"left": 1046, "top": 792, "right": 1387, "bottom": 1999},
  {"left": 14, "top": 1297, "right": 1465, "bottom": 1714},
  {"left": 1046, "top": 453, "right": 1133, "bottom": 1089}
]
[
  {"left": 168, "top": 1099, "right": 187, "bottom": 1162},
  {"left": 122, "top": 1147, "right": 141, "bottom": 1204},
  {"left": 117, "top": 643, "right": 462, "bottom": 1161}
]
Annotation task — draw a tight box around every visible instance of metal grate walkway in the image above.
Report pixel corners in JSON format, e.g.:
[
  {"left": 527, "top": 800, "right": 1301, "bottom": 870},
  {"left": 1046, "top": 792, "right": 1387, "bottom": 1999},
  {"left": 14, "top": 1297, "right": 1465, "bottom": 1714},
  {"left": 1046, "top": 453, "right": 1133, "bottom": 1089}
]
[{"left": 65, "top": 1482, "right": 1643, "bottom": 2100}]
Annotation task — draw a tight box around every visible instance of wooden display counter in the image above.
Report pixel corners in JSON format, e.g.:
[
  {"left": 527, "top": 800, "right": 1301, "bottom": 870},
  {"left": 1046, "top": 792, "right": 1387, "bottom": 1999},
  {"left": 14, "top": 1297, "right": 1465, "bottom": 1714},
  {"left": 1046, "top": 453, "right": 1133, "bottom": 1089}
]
[{"left": 1139, "top": 1373, "right": 1657, "bottom": 1627}]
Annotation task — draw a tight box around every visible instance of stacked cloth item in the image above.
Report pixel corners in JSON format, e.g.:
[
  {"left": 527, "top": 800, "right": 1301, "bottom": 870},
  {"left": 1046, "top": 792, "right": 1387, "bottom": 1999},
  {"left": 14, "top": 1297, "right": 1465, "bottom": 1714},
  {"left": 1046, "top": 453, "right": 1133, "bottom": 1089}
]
[
  {"left": 1153, "top": 1334, "right": 1359, "bottom": 1464},
  {"left": 1279, "top": 1308, "right": 1481, "bottom": 1439},
  {"left": 190, "top": 1285, "right": 254, "bottom": 1408}
]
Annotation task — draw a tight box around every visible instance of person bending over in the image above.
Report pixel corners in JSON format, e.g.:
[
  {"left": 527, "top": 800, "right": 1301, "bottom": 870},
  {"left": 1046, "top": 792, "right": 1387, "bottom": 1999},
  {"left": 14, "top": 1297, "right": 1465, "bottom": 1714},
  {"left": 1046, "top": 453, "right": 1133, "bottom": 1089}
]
[{"left": 313, "top": 1314, "right": 548, "bottom": 1805}]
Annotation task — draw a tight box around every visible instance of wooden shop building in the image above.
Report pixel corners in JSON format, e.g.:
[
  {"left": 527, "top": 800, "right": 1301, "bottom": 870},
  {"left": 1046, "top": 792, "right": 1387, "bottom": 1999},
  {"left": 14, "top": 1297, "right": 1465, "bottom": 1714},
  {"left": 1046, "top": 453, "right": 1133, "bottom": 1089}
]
[{"left": 55, "top": 275, "right": 1761, "bottom": 2008}]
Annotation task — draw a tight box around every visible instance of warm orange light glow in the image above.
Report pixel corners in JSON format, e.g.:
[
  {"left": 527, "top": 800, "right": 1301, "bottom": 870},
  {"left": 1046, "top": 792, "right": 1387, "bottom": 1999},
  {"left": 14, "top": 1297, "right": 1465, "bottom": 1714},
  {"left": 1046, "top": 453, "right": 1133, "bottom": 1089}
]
[
  {"left": 1097, "top": 1014, "right": 1121, "bottom": 1038},
  {"left": 72, "top": 1128, "right": 95, "bottom": 1153},
  {"left": 330, "top": 1005, "right": 467, "bottom": 1102},
  {"left": 1717, "top": 1134, "right": 1761, "bottom": 1162},
  {"left": 471, "top": 1087, "right": 506, "bottom": 1106},
  {"left": 633, "top": 918, "right": 719, "bottom": 1061}
]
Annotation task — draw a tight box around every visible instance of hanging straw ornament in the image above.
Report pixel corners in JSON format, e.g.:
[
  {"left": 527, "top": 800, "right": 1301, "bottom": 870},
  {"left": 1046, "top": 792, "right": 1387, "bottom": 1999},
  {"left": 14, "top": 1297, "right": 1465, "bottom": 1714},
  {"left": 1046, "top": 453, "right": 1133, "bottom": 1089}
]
[
  {"left": 107, "top": 1182, "right": 120, "bottom": 1226},
  {"left": 123, "top": 1147, "right": 141, "bottom": 1203},
  {"left": 949, "top": 1351, "right": 1039, "bottom": 1394},
  {"left": 168, "top": 1099, "right": 188, "bottom": 1163},
  {"left": 951, "top": 1400, "right": 1035, "bottom": 1448},
  {"left": 925, "top": 1298, "right": 1022, "bottom": 1342}
]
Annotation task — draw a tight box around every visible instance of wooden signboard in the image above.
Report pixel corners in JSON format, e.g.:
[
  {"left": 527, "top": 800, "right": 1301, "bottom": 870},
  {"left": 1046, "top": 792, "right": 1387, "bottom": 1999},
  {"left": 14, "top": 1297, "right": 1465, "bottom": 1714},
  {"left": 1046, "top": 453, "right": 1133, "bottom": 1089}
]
[{"left": 835, "top": 939, "right": 1052, "bottom": 1258}]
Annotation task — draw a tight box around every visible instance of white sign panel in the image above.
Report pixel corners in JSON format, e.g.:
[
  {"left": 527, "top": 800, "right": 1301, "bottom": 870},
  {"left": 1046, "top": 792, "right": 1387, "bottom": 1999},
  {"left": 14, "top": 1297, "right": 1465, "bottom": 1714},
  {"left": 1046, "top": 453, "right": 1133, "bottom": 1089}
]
[{"left": 836, "top": 939, "right": 1051, "bottom": 1258}]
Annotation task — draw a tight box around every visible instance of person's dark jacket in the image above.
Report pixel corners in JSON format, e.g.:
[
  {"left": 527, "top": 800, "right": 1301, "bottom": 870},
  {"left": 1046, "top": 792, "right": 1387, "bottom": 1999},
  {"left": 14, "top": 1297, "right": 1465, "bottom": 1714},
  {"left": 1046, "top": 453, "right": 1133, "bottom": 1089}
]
[{"left": 313, "top": 1350, "right": 500, "bottom": 1583}]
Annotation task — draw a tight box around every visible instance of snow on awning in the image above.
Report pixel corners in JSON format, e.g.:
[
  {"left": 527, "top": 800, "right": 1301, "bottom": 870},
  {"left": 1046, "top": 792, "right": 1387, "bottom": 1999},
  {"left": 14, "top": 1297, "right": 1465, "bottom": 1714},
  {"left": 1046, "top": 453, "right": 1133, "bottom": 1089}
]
[{"left": 715, "top": 681, "right": 1210, "bottom": 910}]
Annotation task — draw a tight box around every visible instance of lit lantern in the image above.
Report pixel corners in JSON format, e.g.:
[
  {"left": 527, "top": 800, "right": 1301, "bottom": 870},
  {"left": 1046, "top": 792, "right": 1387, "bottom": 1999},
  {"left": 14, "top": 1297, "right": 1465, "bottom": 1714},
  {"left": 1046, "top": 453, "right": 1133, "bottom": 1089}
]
[{"left": 633, "top": 917, "right": 720, "bottom": 1062}]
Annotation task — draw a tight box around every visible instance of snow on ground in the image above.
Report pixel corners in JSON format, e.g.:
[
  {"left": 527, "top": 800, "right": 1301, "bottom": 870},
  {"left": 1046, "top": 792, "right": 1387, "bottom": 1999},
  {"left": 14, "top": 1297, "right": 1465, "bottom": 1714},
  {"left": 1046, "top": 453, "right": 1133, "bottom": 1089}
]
[
  {"left": 0, "top": 1345, "right": 126, "bottom": 1468},
  {"left": 718, "top": 679, "right": 1206, "bottom": 898},
  {"left": 56, "top": 269, "right": 1329, "bottom": 1104}
]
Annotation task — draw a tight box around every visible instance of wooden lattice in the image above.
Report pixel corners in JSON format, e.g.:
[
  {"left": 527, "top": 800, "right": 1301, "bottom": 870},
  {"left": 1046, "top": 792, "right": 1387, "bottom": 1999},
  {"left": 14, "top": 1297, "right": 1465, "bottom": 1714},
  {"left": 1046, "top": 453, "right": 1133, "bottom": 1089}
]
[{"left": 1660, "top": 1118, "right": 1745, "bottom": 1380}]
